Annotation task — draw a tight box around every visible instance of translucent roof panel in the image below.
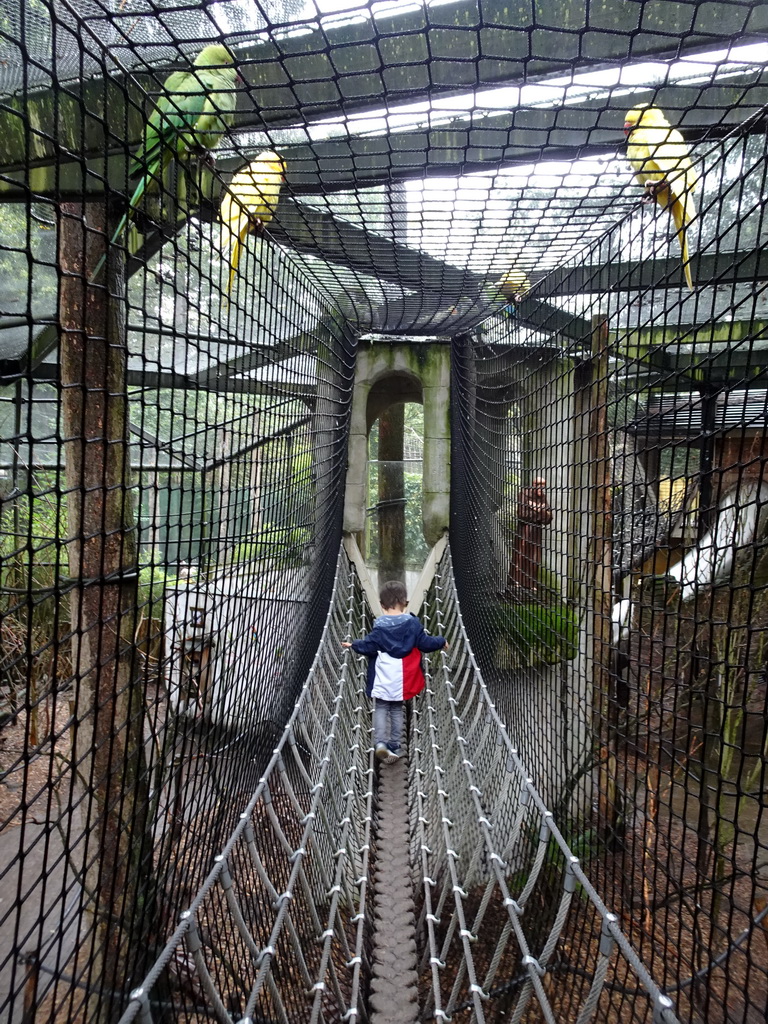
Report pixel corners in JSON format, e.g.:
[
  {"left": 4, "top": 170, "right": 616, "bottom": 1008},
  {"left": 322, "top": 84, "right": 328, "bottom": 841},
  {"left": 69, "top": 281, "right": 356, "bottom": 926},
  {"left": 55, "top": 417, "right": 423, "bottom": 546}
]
[{"left": 0, "top": 0, "right": 308, "bottom": 95}]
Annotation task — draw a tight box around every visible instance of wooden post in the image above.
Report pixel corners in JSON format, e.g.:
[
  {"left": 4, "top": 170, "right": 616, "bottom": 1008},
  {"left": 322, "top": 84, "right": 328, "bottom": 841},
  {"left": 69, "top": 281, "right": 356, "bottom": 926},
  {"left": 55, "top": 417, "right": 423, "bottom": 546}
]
[
  {"left": 588, "top": 316, "right": 618, "bottom": 833},
  {"left": 58, "top": 203, "right": 152, "bottom": 1018},
  {"left": 20, "top": 954, "right": 39, "bottom": 1024},
  {"left": 691, "top": 386, "right": 722, "bottom": 1005},
  {"left": 693, "top": 388, "right": 720, "bottom": 880},
  {"left": 696, "top": 385, "right": 720, "bottom": 880}
]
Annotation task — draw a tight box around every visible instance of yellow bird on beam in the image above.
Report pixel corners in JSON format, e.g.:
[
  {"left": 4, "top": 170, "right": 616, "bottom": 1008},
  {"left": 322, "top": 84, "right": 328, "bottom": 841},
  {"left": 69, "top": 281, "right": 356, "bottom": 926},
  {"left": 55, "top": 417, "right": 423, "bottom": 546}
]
[
  {"left": 624, "top": 104, "right": 698, "bottom": 289},
  {"left": 482, "top": 267, "right": 531, "bottom": 318},
  {"left": 219, "top": 150, "right": 287, "bottom": 296},
  {"left": 497, "top": 268, "right": 531, "bottom": 303}
]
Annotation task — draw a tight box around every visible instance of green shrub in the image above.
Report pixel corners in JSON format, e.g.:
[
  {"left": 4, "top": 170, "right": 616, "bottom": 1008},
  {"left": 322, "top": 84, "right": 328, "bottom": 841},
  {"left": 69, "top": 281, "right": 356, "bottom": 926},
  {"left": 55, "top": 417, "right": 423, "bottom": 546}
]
[
  {"left": 489, "top": 598, "right": 579, "bottom": 667},
  {"left": 228, "top": 526, "right": 310, "bottom": 569},
  {"left": 0, "top": 476, "right": 70, "bottom": 717},
  {"left": 0, "top": 478, "right": 68, "bottom": 635},
  {"left": 137, "top": 559, "right": 184, "bottom": 621}
]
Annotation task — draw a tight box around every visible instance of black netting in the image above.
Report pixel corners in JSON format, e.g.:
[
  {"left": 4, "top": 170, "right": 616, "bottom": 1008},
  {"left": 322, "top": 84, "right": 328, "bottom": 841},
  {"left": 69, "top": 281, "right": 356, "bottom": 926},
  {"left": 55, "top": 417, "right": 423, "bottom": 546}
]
[
  {"left": 450, "top": 114, "right": 768, "bottom": 1021},
  {"left": 2, "top": 0, "right": 768, "bottom": 1021},
  {"left": 0, "top": 1, "right": 309, "bottom": 94}
]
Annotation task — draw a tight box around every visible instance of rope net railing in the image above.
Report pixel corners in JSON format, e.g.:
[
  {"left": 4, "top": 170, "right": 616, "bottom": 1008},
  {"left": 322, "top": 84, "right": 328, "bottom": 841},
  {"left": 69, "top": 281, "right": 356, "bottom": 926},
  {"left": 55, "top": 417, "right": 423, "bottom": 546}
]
[
  {"left": 414, "top": 546, "right": 680, "bottom": 1024},
  {"left": 104, "top": 540, "right": 685, "bottom": 1024},
  {"left": 111, "top": 549, "right": 375, "bottom": 1024}
]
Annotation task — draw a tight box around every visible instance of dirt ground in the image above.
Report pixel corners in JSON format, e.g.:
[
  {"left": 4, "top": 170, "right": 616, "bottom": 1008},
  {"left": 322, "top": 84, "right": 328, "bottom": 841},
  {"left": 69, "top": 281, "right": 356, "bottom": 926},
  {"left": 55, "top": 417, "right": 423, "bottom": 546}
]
[{"left": 0, "top": 696, "right": 81, "bottom": 1024}]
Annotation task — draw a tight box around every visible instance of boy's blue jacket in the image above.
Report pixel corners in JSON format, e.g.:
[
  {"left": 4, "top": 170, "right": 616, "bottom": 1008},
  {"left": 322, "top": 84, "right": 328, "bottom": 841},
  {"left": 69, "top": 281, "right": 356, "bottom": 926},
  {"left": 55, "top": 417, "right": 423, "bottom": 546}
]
[{"left": 351, "top": 613, "right": 446, "bottom": 699}]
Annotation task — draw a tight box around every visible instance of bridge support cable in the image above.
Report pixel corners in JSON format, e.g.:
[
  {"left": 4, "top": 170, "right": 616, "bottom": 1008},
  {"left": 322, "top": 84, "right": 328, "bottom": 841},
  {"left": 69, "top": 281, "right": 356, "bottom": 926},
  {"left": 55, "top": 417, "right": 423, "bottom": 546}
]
[
  {"left": 116, "top": 549, "right": 375, "bottom": 1024},
  {"left": 414, "top": 545, "right": 681, "bottom": 1024}
]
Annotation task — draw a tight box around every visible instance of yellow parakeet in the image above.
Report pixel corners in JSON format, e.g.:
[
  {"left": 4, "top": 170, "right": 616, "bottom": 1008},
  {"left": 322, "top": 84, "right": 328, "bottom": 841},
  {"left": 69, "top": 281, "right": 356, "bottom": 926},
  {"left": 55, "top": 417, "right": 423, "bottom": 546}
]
[
  {"left": 91, "top": 44, "right": 239, "bottom": 282},
  {"left": 497, "top": 268, "right": 531, "bottom": 302},
  {"left": 482, "top": 267, "right": 531, "bottom": 317},
  {"left": 624, "top": 104, "right": 697, "bottom": 289},
  {"left": 219, "top": 151, "right": 286, "bottom": 295}
]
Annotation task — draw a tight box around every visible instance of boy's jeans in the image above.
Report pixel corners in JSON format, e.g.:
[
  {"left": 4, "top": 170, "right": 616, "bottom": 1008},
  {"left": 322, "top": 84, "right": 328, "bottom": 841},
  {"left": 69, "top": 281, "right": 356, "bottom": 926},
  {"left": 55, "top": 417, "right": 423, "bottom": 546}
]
[{"left": 373, "top": 698, "right": 404, "bottom": 752}]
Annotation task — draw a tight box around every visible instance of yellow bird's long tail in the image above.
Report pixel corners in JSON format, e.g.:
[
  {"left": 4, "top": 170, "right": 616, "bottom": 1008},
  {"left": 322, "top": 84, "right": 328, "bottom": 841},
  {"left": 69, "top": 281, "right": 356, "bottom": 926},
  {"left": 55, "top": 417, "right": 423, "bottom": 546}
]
[
  {"left": 219, "top": 221, "right": 241, "bottom": 298},
  {"left": 669, "top": 188, "right": 696, "bottom": 290},
  {"left": 227, "top": 236, "right": 242, "bottom": 298}
]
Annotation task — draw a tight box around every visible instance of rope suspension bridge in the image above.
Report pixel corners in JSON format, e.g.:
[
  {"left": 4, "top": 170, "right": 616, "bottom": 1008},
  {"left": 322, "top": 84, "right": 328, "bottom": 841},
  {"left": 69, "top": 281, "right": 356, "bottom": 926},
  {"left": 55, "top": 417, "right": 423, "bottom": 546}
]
[
  {"left": 114, "top": 545, "right": 679, "bottom": 1024},
  {"left": 1, "top": 2, "right": 768, "bottom": 1022}
]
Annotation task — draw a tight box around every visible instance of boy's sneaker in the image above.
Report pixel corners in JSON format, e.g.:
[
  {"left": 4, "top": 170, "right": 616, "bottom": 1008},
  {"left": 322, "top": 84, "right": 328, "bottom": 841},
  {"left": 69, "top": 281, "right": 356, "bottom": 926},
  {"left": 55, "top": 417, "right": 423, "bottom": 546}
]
[
  {"left": 375, "top": 742, "right": 390, "bottom": 762},
  {"left": 382, "top": 749, "right": 400, "bottom": 765}
]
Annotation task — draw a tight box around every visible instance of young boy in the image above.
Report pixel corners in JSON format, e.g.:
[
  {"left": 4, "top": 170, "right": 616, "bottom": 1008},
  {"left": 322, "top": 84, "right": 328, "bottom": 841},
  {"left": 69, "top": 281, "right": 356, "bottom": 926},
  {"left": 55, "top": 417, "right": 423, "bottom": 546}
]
[{"left": 342, "top": 580, "right": 447, "bottom": 765}]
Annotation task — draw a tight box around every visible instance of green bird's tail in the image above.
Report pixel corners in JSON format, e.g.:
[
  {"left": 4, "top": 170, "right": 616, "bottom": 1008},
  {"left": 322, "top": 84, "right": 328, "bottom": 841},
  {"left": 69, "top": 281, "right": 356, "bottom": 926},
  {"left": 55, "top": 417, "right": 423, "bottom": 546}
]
[{"left": 88, "top": 173, "right": 151, "bottom": 284}]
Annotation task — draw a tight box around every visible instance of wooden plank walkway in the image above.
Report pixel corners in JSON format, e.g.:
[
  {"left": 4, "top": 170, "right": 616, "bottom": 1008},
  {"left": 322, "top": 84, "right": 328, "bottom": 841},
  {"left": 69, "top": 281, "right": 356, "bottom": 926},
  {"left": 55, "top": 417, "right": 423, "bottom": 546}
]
[{"left": 370, "top": 753, "right": 420, "bottom": 1023}]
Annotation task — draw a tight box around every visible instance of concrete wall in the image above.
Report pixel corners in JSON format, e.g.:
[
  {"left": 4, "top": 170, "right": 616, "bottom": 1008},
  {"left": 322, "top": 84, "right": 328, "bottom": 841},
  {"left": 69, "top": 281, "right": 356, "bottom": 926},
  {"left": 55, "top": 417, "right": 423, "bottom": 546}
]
[{"left": 343, "top": 342, "right": 451, "bottom": 546}]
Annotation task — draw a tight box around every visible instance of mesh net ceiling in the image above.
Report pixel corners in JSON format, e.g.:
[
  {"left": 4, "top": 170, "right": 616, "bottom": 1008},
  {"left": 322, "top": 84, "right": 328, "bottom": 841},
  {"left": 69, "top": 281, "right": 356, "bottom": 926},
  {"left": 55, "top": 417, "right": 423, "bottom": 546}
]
[{"left": 0, "top": 0, "right": 767, "bottom": 340}]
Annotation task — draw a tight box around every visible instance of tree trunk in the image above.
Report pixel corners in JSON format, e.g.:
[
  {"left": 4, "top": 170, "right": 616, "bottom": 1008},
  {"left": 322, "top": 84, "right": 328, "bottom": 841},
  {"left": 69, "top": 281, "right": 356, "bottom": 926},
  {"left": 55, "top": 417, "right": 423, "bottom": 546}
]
[
  {"left": 58, "top": 202, "right": 153, "bottom": 1020},
  {"left": 691, "top": 389, "right": 720, "bottom": 1017},
  {"left": 379, "top": 403, "right": 406, "bottom": 583}
]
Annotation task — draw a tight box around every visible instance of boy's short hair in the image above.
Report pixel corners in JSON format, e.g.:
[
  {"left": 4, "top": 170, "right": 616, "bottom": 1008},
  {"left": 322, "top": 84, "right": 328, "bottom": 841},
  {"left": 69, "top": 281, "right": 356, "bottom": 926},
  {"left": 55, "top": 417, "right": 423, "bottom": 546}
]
[{"left": 379, "top": 579, "right": 408, "bottom": 610}]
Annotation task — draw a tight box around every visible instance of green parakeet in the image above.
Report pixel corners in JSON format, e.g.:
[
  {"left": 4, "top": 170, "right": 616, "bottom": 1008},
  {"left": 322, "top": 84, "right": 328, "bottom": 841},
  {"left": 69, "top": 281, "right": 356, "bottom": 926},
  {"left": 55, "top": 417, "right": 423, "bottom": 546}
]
[{"left": 91, "top": 43, "right": 239, "bottom": 280}]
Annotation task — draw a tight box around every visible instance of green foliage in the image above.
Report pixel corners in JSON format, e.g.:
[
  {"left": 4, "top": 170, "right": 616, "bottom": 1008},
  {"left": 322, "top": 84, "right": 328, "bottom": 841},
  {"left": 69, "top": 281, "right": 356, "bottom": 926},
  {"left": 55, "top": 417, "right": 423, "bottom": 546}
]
[
  {"left": 291, "top": 449, "right": 313, "bottom": 484},
  {"left": 228, "top": 526, "right": 310, "bottom": 568},
  {"left": 367, "top": 403, "right": 430, "bottom": 570},
  {"left": 0, "top": 203, "right": 58, "bottom": 317},
  {"left": 505, "top": 824, "right": 597, "bottom": 909},
  {"left": 488, "top": 597, "right": 578, "bottom": 667},
  {"left": 366, "top": 468, "right": 429, "bottom": 570},
  {"left": 554, "top": 826, "right": 599, "bottom": 866},
  {"left": 0, "top": 473, "right": 69, "bottom": 712},
  {"left": 137, "top": 559, "right": 183, "bottom": 621},
  {"left": 404, "top": 470, "right": 430, "bottom": 567},
  {"left": 0, "top": 473, "right": 68, "bottom": 634}
]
